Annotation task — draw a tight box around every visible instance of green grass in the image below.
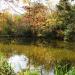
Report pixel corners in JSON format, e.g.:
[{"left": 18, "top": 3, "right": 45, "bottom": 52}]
[
  {"left": 18, "top": 70, "right": 40, "bottom": 75},
  {"left": 65, "top": 67, "right": 75, "bottom": 75}
]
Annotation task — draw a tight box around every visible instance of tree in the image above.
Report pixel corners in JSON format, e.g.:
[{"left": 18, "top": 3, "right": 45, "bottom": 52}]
[
  {"left": 56, "top": 0, "right": 72, "bottom": 29},
  {"left": 0, "top": 13, "right": 8, "bottom": 34},
  {"left": 0, "top": 12, "right": 16, "bottom": 35},
  {"left": 64, "top": 5, "right": 75, "bottom": 41},
  {"left": 19, "top": 3, "right": 48, "bottom": 36},
  {"left": 56, "top": 0, "right": 75, "bottom": 41},
  {"left": 54, "top": 0, "right": 74, "bottom": 40}
]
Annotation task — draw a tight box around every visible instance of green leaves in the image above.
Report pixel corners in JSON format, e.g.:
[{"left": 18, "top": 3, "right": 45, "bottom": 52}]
[{"left": 0, "top": 53, "right": 15, "bottom": 75}]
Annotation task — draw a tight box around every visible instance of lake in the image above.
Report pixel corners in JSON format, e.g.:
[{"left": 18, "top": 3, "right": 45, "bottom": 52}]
[{"left": 0, "top": 38, "right": 75, "bottom": 75}]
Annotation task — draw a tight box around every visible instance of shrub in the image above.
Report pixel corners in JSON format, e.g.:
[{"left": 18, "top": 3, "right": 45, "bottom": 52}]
[
  {"left": 54, "top": 61, "right": 71, "bottom": 75},
  {"left": 66, "top": 67, "right": 75, "bottom": 75},
  {"left": 0, "top": 53, "right": 16, "bottom": 75},
  {"left": 64, "top": 24, "right": 75, "bottom": 41},
  {"left": 15, "top": 24, "right": 34, "bottom": 37}
]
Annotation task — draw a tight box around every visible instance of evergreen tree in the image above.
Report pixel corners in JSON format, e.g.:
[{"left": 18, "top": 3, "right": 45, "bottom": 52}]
[{"left": 56, "top": 0, "right": 75, "bottom": 41}]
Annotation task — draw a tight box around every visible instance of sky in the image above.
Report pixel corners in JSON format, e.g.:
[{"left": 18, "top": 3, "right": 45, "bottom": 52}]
[
  {"left": 0, "top": 0, "right": 25, "bottom": 15},
  {"left": 0, "top": 0, "right": 60, "bottom": 15},
  {"left": 0, "top": 0, "right": 75, "bottom": 15}
]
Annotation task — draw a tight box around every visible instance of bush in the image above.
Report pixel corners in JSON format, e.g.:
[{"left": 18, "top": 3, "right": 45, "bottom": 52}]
[
  {"left": 64, "top": 24, "right": 75, "bottom": 41},
  {"left": 54, "top": 61, "right": 71, "bottom": 75},
  {"left": 66, "top": 67, "right": 75, "bottom": 75},
  {"left": 0, "top": 53, "right": 16, "bottom": 75},
  {"left": 15, "top": 25, "right": 34, "bottom": 37}
]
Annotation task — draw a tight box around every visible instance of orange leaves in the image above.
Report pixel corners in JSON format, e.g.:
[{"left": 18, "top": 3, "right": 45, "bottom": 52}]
[{"left": 20, "top": 3, "right": 48, "bottom": 30}]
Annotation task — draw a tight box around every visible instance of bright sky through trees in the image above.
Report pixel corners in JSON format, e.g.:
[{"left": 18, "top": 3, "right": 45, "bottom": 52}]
[{"left": 0, "top": 0, "right": 75, "bottom": 15}]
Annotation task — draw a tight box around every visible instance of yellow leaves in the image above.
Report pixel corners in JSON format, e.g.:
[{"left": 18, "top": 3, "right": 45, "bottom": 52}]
[
  {"left": 0, "top": 13, "right": 8, "bottom": 29},
  {"left": 57, "top": 20, "right": 63, "bottom": 25},
  {"left": 45, "top": 12, "right": 58, "bottom": 28},
  {"left": 46, "top": 18, "right": 57, "bottom": 25},
  {"left": 45, "top": 11, "right": 64, "bottom": 29}
]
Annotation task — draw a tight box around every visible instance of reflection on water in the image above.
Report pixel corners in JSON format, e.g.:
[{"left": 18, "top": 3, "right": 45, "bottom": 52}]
[
  {"left": 0, "top": 39, "right": 75, "bottom": 75},
  {"left": 8, "top": 55, "right": 54, "bottom": 75},
  {"left": 42, "top": 69, "right": 54, "bottom": 75},
  {"left": 8, "top": 55, "right": 28, "bottom": 73}
]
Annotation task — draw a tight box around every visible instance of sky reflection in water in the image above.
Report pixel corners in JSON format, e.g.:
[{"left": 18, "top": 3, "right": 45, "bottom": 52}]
[{"left": 8, "top": 55, "right": 28, "bottom": 73}]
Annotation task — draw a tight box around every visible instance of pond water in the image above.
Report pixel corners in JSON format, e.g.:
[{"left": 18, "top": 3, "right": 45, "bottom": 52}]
[
  {"left": 8, "top": 55, "right": 54, "bottom": 75},
  {"left": 0, "top": 39, "right": 75, "bottom": 75},
  {"left": 8, "top": 55, "right": 28, "bottom": 73}
]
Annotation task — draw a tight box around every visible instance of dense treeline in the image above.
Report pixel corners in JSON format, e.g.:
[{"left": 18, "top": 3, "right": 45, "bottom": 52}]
[{"left": 0, "top": 0, "right": 75, "bottom": 42}]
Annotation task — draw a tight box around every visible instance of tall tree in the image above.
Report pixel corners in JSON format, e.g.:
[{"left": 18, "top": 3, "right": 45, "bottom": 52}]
[
  {"left": 20, "top": 3, "right": 48, "bottom": 36},
  {"left": 56, "top": 0, "right": 72, "bottom": 28},
  {"left": 56, "top": 0, "right": 75, "bottom": 41}
]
